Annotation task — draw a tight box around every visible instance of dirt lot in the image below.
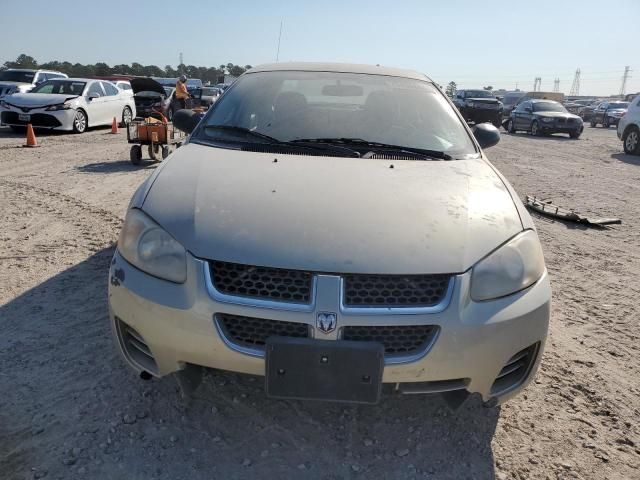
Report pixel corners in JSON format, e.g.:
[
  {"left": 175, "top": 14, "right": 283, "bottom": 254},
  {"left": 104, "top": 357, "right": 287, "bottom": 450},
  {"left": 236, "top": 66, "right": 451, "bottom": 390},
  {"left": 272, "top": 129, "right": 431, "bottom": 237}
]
[{"left": 1, "top": 124, "right": 639, "bottom": 480}]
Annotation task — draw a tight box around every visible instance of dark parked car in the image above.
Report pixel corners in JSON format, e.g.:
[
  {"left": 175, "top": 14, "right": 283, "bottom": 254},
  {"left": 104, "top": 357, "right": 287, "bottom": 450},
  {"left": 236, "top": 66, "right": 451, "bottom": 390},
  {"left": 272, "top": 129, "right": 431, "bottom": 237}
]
[
  {"left": 589, "top": 101, "right": 629, "bottom": 128},
  {"left": 501, "top": 91, "right": 526, "bottom": 118},
  {"left": 452, "top": 89, "right": 503, "bottom": 126},
  {"left": 505, "top": 99, "right": 583, "bottom": 138},
  {"left": 579, "top": 101, "right": 601, "bottom": 122},
  {"left": 131, "top": 78, "right": 176, "bottom": 121}
]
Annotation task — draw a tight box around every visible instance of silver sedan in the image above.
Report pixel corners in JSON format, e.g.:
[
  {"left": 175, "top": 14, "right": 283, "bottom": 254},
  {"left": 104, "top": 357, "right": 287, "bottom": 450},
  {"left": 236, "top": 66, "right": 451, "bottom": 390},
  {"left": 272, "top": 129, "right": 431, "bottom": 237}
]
[{"left": 108, "top": 62, "right": 550, "bottom": 407}]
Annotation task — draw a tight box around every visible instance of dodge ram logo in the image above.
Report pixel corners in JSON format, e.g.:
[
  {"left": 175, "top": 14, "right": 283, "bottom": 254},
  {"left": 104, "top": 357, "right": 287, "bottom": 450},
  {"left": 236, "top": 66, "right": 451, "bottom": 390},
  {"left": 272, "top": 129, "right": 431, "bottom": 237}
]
[{"left": 316, "top": 312, "right": 337, "bottom": 334}]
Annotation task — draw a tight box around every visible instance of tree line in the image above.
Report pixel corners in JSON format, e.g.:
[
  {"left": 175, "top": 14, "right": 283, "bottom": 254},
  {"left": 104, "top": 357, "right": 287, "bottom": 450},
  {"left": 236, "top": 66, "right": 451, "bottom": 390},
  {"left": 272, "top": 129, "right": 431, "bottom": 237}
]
[{"left": 1, "top": 54, "right": 252, "bottom": 84}]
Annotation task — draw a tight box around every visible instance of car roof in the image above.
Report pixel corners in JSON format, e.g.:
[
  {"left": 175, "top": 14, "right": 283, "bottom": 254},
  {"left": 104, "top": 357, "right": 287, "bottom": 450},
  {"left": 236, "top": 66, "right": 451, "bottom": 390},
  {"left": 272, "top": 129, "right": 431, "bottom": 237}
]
[
  {"left": 53, "top": 78, "right": 94, "bottom": 82},
  {"left": 247, "top": 62, "right": 431, "bottom": 82}
]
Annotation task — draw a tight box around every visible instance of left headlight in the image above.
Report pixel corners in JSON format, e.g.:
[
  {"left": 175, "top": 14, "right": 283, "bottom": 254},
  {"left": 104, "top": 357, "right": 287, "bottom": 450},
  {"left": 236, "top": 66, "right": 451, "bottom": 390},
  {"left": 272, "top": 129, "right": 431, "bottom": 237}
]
[
  {"left": 470, "top": 230, "right": 545, "bottom": 301},
  {"left": 45, "top": 102, "right": 72, "bottom": 111},
  {"left": 541, "top": 117, "right": 554, "bottom": 123},
  {"left": 117, "top": 209, "right": 187, "bottom": 283}
]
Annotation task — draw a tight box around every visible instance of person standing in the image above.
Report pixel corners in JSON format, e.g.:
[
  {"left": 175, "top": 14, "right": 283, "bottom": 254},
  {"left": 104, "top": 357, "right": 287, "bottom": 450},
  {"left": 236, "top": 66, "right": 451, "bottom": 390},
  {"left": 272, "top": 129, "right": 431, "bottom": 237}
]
[{"left": 175, "top": 75, "right": 190, "bottom": 110}]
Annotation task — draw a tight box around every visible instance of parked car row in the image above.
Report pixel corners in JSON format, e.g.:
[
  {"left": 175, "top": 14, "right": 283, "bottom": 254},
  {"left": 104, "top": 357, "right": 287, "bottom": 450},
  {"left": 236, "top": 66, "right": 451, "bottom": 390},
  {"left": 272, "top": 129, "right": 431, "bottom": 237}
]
[{"left": 0, "top": 68, "right": 68, "bottom": 97}]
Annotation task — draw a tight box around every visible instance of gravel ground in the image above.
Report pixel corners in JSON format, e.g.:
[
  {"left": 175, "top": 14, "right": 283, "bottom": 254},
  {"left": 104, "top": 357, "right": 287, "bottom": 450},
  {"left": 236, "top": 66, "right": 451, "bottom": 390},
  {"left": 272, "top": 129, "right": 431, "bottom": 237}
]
[{"left": 0, "top": 124, "right": 639, "bottom": 480}]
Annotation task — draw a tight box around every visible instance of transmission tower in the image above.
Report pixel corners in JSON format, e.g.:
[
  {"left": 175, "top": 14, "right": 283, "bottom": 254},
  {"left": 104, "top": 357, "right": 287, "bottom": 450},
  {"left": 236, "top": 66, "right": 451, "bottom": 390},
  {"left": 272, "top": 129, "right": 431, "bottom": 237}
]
[
  {"left": 533, "top": 77, "right": 541, "bottom": 92},
  {"left": 569, "top": 68, "right": 581, "bottom": 96},
  {"left": 620, "top": 66, "right": 631, "bottom": 96},
  {"left": 553, "top": 78, "right": 560, "bottom": 92},
  {"left": 179, "top": 52, "right": 184, "bottom": 65}
]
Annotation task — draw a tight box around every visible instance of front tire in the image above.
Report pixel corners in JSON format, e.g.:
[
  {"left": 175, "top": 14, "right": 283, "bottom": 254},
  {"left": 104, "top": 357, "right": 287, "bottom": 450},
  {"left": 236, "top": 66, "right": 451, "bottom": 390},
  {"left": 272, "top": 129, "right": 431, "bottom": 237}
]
[
  {"left": 507, "top": 119, "right": 516, "bottom": 133},
  {"left": 590, "top": 119, "right": 597, "bottom": 128},
  {"left": 120, "top": 106, "right": 133, "bottom": 127},
  {"left": 603, "top": 117, "right": 610, "bottom": 128},
  {"left": 570, "top": 129, "right": 582, "bottom": 139},
  {"left": 72, "top": 110, "right": 87, "bottom": 134},
  {"left": 130, "top": 145, "right": 142, "bottom": 165},
  {"left": 531, "top": 120, "right": 542, "bottom": 137},
  {"left": 623, "top": 127, "right": 640, "bottom": 155}
]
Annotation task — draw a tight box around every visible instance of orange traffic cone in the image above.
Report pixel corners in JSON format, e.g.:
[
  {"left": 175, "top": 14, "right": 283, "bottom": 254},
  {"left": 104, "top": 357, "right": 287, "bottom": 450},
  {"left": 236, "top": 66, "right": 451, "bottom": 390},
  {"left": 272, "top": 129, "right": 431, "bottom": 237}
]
[
  {"left": 111, "top": 117, "right": 118, "bottom": 134},
  {"left": 24, "top": 124, "right": 39, "bottom": 148}
]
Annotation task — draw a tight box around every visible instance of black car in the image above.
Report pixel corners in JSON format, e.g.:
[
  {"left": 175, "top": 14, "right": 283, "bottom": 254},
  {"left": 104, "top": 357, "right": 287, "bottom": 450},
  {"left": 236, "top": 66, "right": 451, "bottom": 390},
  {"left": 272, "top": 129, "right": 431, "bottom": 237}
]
[
  {"left": 452, "top": 89, "right": 503, "bottom": 126},
  {"left": 589, "top": 101, "right": 629, "bottom": 128},
  {"left": 505, "top": 99, "right": 583, "bottom": 139}
]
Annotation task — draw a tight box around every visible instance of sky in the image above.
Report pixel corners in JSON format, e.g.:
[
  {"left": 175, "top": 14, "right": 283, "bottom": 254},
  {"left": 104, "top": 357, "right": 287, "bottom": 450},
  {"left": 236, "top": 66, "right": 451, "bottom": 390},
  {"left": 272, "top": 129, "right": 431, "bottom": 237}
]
[{"left": 1, "top": 0, "right": 638, "bottom": 96}]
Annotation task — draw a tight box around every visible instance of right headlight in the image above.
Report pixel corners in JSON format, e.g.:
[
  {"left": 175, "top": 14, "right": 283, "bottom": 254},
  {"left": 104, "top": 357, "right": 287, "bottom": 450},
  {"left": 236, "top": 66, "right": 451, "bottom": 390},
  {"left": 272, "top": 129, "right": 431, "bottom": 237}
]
[
  {"left": 117, "top": 209, "right": 187, "bottom": 283},
  {"left": 470, "top": 230, "right": 545, "bottom": 301}
]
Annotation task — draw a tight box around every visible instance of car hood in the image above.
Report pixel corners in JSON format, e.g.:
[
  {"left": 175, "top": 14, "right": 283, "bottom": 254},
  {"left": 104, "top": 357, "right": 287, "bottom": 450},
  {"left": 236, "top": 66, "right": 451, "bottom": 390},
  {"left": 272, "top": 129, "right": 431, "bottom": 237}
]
[
  {"left": 130, "top": 77, "right": 167, "bottom": 96},
  {"left": 534, "top": 111, "right": 580, "bottom": 119},
  {"left": 141, "top": 144, "right": 524, "bottom": 274},
  {"left": 3, "top": 93, "right": 79, "bottom": 106}
]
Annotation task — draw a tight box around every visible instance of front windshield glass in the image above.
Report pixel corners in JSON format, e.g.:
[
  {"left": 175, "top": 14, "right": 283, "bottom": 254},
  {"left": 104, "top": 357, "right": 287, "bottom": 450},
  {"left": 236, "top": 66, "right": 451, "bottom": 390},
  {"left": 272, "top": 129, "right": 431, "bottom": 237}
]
[
  {"left": 31, "top": 80, "right": 86, "bottom": 95},
  {"left": 503, "top": 93, "right": 524, "bottom": 105},
  {"left": 163, "top": 87, "right": 174, "bottom": 96},
  {"left": 0, "top": 71, "right": 35, "bottom": 83},
  {"left": 533, "top": 101, "right": 567, "bottom": 113},
  {"left": 608, "top": 102, "right": 629, "bottom": 109},
  {"left": 465, "top": 90, "right": 494, "bottom": 98},
  {"left": 194, "top": 71, "right": 477, "bottom": 157}
]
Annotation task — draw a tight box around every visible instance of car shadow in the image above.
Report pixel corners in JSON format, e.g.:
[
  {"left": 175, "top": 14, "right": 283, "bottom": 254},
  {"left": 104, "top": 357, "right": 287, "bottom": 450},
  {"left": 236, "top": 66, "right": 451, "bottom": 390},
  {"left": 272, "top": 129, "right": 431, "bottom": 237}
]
[
  {"left": 0, "top": 248, "right": 500, "bottom": 480},
  {"left": 0, "top": 125, "right": 113, "bottom": 139},
  {"left": 611, "top": 152, "right": 640, "bottom": 166},
  {"left": 76, "top": 160, "right": 157, "bottom": 174},
  {"left": 506, "top": 132, "right": 575, "bottom": 141}
]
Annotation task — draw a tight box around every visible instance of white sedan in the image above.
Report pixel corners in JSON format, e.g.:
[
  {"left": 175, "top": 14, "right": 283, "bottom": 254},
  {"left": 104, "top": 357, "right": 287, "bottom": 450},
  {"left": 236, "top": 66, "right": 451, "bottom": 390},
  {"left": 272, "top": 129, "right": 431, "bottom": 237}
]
[{"left": 0, "top": 78, "right": 136, "bottom": 133}]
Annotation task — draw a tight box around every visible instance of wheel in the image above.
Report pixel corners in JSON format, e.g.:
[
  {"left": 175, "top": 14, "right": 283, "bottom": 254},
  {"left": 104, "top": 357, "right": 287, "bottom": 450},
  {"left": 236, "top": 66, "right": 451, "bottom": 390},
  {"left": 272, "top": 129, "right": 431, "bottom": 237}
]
[
  {"left": 492, "top": 117, "right": 501, "bottom": 128},
  {"left": 9, "top": 125, "right": 26, "bottom": 133},
  {"left": 623, "top": 127, "right": 640, "bottom": 155},
  {"left": 130, "top": 145, "right": 142, "bottom": 165},
  {"left": 72, "top": 109, "right": 87, "bottom": 134},
  {"left": 148, "top": 144, "right": 160, "bottom": 161},
  {"left": 569, "top": 129, "right": 582, "bottom": 139},
  {"left": 590, "top": 119, "right": 597, "bottom": 128},
  {"left": 507, "top": 119, "right": 516, "bottom": 134},
  {"left": 161, "top": 146, "right": 170, "bottom": 160},
  {"left": 531, "top": 120, "right": 542, "bottom": 136},
  {"left": 120, "top": 106, "right": 133, "bottom": 127}
]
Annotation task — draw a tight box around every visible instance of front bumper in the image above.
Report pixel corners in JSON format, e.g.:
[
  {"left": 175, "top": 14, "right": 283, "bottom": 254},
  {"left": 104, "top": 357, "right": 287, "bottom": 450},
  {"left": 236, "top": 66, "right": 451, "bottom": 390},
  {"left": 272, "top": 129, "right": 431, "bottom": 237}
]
[
  {"left": 461, "top": 107, "right": 502, "bottom": 123},
  {"left": 540, "top": 120, "right": 583, "bottom": 134},
  {"left": 108, "top": 250, "right": 551, "bottom": 404},
  {"left": 0, "top": 107, "right": 75, "bottom": 130}
]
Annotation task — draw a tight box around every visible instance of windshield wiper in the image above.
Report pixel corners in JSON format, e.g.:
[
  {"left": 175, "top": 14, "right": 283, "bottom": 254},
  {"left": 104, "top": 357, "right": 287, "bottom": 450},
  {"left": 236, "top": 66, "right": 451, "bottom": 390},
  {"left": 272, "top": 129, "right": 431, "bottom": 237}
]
[
  {"left": 203, "top": 126, "right": 360, "bottom": 157},
  {"left": 292, "top": 138, "right": 452, "bottom": 160},
  {"left": 203, "top": 125, "right": 282, "bottom": 143}
]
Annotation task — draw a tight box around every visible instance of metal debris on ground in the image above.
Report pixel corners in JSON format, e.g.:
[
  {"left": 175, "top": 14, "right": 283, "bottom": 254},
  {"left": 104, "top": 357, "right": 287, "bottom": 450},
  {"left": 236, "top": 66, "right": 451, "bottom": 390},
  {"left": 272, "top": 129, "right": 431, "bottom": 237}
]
[{"left": 524, "top": 196, "right": 622, "bottom": 227}]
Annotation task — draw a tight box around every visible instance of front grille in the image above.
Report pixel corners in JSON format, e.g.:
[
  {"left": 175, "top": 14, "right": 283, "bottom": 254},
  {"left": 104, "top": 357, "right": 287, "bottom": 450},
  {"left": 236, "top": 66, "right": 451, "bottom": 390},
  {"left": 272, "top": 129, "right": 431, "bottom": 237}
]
[
  {"left": 210, "top": 261, "right": 313, "bottom": 304},
  {"left": 1, "top": 111, "right": 61, "bottom": 127},
  {"left": 342, "top": 324, "right": 438, "bottom": 357},
  {"left": 491, "top": 343, "right": 539, "bottom": 395},
  {"left": 343, "top": 273, "right": 450, "bottom": 307},
  {"left": 217, "top": 313, "right": 309, "bottom": 350}
]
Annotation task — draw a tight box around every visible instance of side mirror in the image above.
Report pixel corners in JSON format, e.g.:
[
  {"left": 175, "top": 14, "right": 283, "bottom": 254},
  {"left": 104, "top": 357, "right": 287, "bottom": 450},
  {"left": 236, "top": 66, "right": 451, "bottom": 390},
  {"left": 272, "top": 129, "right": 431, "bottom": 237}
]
[
  {"left": 88, "top": 92, "right": 100, "bottom": 100},
  {"left": 173, "top": 109, "right": 201, "bottom": 134},
  {"left": 472, "top": 123, "right": 501, "bottom": 149}
]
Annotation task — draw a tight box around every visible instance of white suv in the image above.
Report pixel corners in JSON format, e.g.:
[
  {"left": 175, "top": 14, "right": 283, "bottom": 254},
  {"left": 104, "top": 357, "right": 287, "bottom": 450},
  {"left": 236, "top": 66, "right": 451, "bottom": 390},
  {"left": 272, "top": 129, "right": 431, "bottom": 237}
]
[
  {"left": 0, "top": 69, "right": 68, "bottom": 98},
  {"left": 618, "top": 95, "right": 640, "bottom": 155}
]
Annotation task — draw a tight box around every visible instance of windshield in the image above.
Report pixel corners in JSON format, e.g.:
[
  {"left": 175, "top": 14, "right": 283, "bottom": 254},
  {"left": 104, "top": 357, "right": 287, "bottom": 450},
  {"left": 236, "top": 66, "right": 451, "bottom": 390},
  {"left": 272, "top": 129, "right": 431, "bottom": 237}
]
[
  {"left": 163, "top": 87, "right": 174, "bottom": 96},
  {"left": 0, "top": 70, "right": 35, "bottom": 83},
  {"left": 31, "top": 80, "right": 86, "bottom": 95},
  {"left": 465, "top": 90, "right": 494, "bottom": 99},
  {"left": 503, "top": 93, "right": 524, "bottom": 105},
  {"left": 533, "top": 101, "right": 567, "bottom": 113},
  {"left": 194, "top": 71, "right": 477, "bottom": 157},
  {"left": 202, "top": 88, "right": 219, "bottom": 96},
  {"left": 608, "top": 102, "right": 629, "bottom": 109}
]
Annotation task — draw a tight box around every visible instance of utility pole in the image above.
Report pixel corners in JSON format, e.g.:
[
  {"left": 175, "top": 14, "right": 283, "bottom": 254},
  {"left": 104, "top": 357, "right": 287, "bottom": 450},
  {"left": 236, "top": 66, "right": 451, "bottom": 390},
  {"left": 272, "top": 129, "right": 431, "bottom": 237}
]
[
  {"left": 276, "top": 20, "right": 283, "bottom": 62},
  {"left": 533, "top": 77, "right": 541, "bottom": 92},
  {"left": 619, "top": 66, "right": 631, "bottom": 96},
  {"left": 179, "top": 52, "right": 183, "bottom": 66},
  {"left": 553, "top": 78, "right": 560, "bottom": 92},
  {"left": 569, "top": 68, "right": 581, "bottom": 96}
]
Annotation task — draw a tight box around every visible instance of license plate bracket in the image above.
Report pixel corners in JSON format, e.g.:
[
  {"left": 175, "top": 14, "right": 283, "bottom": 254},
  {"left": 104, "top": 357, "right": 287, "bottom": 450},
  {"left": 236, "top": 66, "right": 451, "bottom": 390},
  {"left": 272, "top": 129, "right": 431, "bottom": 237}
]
[
  {"left": 265, "top": 337, "right": 384, "bottom": 404},
  {"left": 19, "top": 114, "right": 31, "bottom": 122}
]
